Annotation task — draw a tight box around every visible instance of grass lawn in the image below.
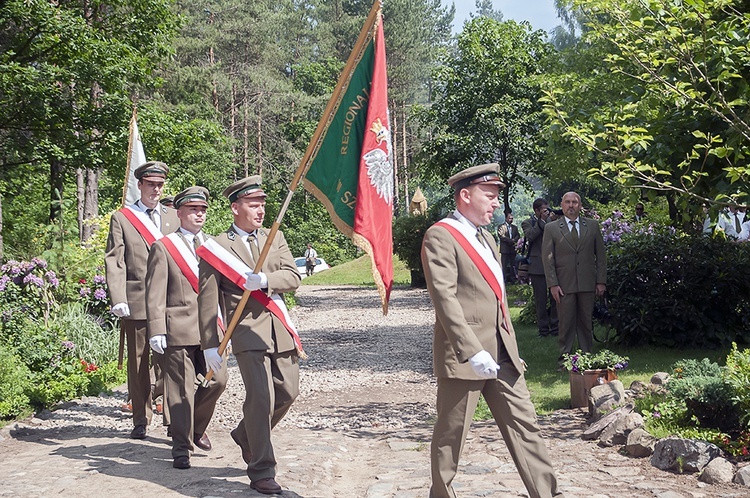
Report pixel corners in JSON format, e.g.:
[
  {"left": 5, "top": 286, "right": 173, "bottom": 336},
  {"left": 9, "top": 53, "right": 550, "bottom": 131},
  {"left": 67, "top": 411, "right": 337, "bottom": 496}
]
[{"left": 300, "top": 258, "right": 733, "bottom": 414}]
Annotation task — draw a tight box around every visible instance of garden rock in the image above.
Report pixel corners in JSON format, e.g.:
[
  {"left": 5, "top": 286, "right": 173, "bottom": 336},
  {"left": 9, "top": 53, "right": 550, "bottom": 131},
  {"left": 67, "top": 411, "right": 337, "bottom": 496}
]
[
  {"left": 699, "top": 457, "right": 734, "bottom": 484},
  {"left": 626, "top": 427, "right": 657, "bottom": 457},
  {"left": 651, "top": 372, "right": 670, "bottom": 385},
  {"left": 628, "top": 379, "right": 647, "bottom": 395},
  {"left": 598, "top": 411, "right": 643, "bottom": 447},
  {"left": 589, "top": 380, "right": 626, "bottom": 418},
  {"left": 734, "top": 465, "right": 750, "bottom": 486},
  {"left": 651, "top": 437, "right": 722, "bottom": 473},
  {"left": 582, "top": 403, "right": 633, "bottom": 441}
]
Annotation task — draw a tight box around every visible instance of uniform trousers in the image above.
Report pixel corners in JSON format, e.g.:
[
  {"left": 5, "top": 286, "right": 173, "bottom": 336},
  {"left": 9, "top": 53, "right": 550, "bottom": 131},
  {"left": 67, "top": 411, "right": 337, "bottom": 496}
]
[
  {"left": 124, "top": 319, "right": 154, "bottom": 427},
  {"left": 530, "top": 274, "right": 558, "bottom": 336},
  {"left": 164, "top": 345, "right": 228, "bottom": 458},
  {"left": 501, "top": 252, "right": 516, "bottom": 282},
  {"left": 430, "top": 360, "right": 562, "bottom": 498},
  {"left": 557, "top": 291, "right": 596, "bottom": 363},
  {"left": 233, "top": 349, "right": 299, "bottom": 481}
]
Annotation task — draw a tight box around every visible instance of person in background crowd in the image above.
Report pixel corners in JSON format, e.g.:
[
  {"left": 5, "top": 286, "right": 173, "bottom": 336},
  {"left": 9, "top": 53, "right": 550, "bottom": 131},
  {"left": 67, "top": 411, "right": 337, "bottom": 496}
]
[{"left": 521, "top": 198, "right": 558, "bottom": 338}]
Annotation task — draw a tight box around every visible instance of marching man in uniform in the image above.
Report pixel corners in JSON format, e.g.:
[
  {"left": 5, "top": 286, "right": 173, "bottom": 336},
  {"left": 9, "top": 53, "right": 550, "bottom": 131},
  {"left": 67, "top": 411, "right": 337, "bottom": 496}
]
[
  {"left": 105, "top": 161, "right": 178, "bottom": 439},
  {"left": 145, "top": 186, "right": 228, "bottom": 469},
  {"left": 421, "top": 163, "right": 564, "bottom": 498},
  {"left": 197, "top": 176, "right": 302, "bottom": 495}
]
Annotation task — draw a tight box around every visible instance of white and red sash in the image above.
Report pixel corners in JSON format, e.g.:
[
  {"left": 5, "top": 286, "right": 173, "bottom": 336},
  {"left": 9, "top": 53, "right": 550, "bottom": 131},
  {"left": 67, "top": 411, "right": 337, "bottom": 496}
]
[
  {"left": 160, "top": 232, "right": 225, "bottom": 331},
  {"left": 120, "top": 205, "right": 163, "bottom": 247},
  {"left": 435, "top": 218, "right": 511, "bottom": 333},
  {"left": 196, "top": 238, "right": 305, "bottom": 355}
]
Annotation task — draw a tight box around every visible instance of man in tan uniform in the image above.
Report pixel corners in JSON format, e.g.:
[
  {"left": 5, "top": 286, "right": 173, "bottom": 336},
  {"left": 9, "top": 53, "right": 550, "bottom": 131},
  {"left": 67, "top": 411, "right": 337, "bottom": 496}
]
[
  {"left": 145, "top": 186, "right": 228, "bottom": 469},
  {"left": 198, "top": 176, "right": 301, "bottom": 495},
  {"left": 421, "top": 163, "right": 564, "bottom": 498},
  {"left": 105, "top": 161, "right": 178, "bottom": 439}
]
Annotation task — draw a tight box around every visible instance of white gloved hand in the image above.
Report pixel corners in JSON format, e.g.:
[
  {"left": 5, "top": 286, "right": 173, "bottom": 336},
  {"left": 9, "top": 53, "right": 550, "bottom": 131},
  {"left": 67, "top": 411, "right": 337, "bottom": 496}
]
[
  {"left": 203, "top": 347, "right": 223, "bottom": 373},
  {"left": 468, "top": 350, "right": 501, "bottom": 379},
  {"left": 111, "top": 302, "right": 131, "bottom": 318},
  {"left": 243, "top": 271, "right": 268, "bottom": 291},
  {"left": 149, "top": 335, "right": 167, "bottom": 354}
]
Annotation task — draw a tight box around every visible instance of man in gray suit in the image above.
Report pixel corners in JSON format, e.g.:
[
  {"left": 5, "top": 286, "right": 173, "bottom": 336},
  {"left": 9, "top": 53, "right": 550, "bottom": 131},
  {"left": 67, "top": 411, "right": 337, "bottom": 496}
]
[
  {"left": 521, "top": 198, "right": 558, "bottom": 337},
  {"left": 496, "top": 208, "right": 520, "bottom": 283},
  {"left": 422, "top": 163, "right": 563, "bottom": 498},
  {"left": 542, "top": 192, "right": 606, "bottom": 368}
]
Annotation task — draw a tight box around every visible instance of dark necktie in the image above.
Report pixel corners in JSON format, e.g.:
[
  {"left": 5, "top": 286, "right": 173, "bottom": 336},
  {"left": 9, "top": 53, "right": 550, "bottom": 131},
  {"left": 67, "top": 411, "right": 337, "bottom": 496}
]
[
  {"left": 735, "top": 213, "right": 741, "bottom": 233},
  {"left": 570, "top": 220, "right": 579, "bottom": 244},
  {"left": 248, "top": 233, "right": 260, "bottom": 263},
  {"left": 146, "top": 208, "right": 156, "bottom": 225},
  {"left": 193, "top": 234, "right": 201, "bottom": 255},
  {"left": 475, "top": 228, "right": 486, "bottom": 247}
]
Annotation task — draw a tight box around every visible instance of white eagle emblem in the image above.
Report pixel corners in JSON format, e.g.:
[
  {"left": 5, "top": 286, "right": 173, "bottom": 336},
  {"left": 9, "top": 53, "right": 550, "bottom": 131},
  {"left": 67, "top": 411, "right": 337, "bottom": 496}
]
[{"left": 362, "top": 118, "right": 393, "bottom": 203}]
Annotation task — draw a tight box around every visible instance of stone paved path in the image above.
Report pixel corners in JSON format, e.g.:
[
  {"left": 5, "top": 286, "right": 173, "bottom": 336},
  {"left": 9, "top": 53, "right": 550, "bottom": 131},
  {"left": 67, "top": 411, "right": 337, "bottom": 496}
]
[{"left": 0, "top": 286, "right": 746, "bottom": 497}]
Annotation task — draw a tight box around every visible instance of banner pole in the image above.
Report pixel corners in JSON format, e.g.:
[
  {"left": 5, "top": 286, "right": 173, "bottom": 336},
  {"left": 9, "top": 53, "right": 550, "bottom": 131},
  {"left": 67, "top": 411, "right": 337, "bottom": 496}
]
[{"left": 201, "top": 1, "right": 383, "bottom": 387}]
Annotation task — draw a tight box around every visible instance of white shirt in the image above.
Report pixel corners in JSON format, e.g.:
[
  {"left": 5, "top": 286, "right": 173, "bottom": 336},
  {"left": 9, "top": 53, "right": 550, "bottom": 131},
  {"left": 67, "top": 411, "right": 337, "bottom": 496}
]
[
  {"left": 716, "top": 210, "right": 743, "bottom": 239},
  {"left": 136, "top": 199, "right": 161, "bottom": 227},
  {"left": 232, "top": 224, "right": 259, "bottom": 248}
]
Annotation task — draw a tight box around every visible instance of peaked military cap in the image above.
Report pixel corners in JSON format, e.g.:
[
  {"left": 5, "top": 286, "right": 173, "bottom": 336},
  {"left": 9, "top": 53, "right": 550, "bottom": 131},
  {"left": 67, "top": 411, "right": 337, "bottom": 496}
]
[
  {"left": 173, "top": 186, "right": 209, "bottom": 208},
  {"left": 159, "top": 195, "right": 174, "bottom": 207},
  {"left": 134, "top": 161, "right": 169, "bottom": 180},
  {"left": 448, "top": 163, "right": 505, "bottom": 190},
  {"left": 223, "top": 175, "right": 267, "bottom": 202}
]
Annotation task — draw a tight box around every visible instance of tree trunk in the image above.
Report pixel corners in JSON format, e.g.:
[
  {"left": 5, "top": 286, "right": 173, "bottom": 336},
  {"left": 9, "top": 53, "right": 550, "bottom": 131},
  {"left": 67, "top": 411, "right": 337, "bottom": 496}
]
[
  {"left": 256, "top": 97, "right": 262, "bottom": 176},
  {"left": 243, "top": 96, "right": 249, "bottom": 176},
  {"left": 230, "top": 83, "right": 236, "bottom": 158},
  {"left": 50, "top": 159, "right": 64, "bottom": 222},
  {"left": 77, "top": 168, "right": 85, "bottom": 242},
  {"left": 392, "top": 111, "right": 400, "bottom": 217},
  {"left": 401, "top": 104, "right": 408, "bottom": 213},
  {"left": 82, "top": 168, "right": 99, "bottom": 244}
]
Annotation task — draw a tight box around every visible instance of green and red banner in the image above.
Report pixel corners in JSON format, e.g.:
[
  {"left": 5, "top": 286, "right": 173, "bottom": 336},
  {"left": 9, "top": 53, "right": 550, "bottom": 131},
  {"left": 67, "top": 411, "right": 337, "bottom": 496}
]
[{"left": 303, "top": 5, "right": 393, "bottom": 313}]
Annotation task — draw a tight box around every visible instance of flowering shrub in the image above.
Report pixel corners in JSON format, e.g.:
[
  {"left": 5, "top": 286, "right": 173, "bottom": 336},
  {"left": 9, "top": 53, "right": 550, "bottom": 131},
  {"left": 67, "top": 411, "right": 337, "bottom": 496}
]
[
  {"left": 77, "top": 272, "right": 113, "bottom": 326},
  {"left": 0, "top": 258, "right": 59, "bottom": 325},
  {"left": 599, "top": 210, "right": 632, "bottom": 244},
  {"left": 562, "top": 349, "right": 629, "bottom": 374}
]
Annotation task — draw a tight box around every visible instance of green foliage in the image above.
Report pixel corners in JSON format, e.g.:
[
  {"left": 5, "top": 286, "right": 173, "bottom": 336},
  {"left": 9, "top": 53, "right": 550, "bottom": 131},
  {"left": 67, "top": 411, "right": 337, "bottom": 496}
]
[
  {"left": 562, "top": 349, "right": 630, "bottom": 373},
  {"left": 544, "top": 0, "right": 750, "bottom": 223},
  {"left": 55, "top": 303, "right": 120, "bottom": 367},
  {"left": 724, "top": 343, "right": 750, "bottom": 429},
  {"left": 0, "top": 345, "right": 31, "bottom": 419},
  {"left": 415, "top": 17, "right": 553, "bottom": 210},
  {"left": 604, "top": 228, "right": 750, "bottom": 347}
]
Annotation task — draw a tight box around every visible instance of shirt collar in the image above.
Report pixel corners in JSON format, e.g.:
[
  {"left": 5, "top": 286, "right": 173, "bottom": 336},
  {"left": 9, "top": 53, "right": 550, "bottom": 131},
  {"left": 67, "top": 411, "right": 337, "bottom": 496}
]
[
  {"left": 453, "top": 209, "right": 479, "bottom": 231},
  {"left": 179, "top": 227, "right": 200, "bottom": 240},
  {"left": 232, "top": 224, "right": 257, "bottom": 240}
]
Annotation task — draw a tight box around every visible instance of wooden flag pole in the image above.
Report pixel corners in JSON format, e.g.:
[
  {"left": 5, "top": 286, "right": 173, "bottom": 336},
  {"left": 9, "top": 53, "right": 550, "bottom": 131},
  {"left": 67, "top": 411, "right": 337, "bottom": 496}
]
[{"left": 201, "top": 0, "right": 382, "bottom": 387}]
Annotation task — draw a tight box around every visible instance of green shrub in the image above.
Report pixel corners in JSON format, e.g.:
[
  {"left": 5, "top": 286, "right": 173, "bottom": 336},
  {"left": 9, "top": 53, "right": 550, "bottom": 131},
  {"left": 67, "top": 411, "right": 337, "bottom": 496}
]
[
  {"left": 55, "top": 302, "right": 120, "bottom": 367},
  {"left": 0, "top": 345, "right": 31, "bottom": 419},
  {"left": 604, "top": 229, "right": 750, "bottom": 347},
  {"left": 724, "top": 343, "right": 750, "bottom": 429},
  {"left": 667, "top": 358, "right": 740, "bottom": 433},
  {"left": 392, "top": 206, "right": 443, "bottom": 286}
]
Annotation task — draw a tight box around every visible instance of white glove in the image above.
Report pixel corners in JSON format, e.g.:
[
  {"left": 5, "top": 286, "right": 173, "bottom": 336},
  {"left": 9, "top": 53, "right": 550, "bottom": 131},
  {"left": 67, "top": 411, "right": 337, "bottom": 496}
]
[
  {"left": 111, "top": 302, "right": 131, "bottom": 318},
  {"left": 468, "top": 350, "right": 501, "bottom": 379},
  {"left": 149, "top": 335, "right": 167, "bottom": 355},
  {"left": 243, "top": 271, "right": 268, "bottom": 291},
  {"left": 203, "top": 347, "right": 223, "bottom": 373}
]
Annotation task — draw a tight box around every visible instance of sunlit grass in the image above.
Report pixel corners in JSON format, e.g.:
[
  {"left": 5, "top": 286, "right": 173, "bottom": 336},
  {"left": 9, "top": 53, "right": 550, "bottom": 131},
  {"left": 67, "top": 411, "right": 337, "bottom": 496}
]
[{"left": 302, "top": 254, "right": 412, "bottom": 286}]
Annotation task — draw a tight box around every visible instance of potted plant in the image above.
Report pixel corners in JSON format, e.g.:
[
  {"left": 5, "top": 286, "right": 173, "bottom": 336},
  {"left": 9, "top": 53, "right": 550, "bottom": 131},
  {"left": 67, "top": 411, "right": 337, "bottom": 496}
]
[{"left": 563, "top": 349, "right": 630, "bottom": 408}]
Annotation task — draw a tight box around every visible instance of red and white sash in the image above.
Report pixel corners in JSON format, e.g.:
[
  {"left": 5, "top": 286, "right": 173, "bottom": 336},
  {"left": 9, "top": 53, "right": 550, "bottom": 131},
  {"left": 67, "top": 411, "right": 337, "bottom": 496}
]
[
  {"left": 160, "top": 233, "right": 225, "bottom": 331},
  {"left": 435, "top": 218, "right": 511, "bottom": 333},
  {"left": 120, "top": 205, "right": 163, "bottom": 247},
  {"left": 196, "top": 238, "right": 305, "bottom": 355}
]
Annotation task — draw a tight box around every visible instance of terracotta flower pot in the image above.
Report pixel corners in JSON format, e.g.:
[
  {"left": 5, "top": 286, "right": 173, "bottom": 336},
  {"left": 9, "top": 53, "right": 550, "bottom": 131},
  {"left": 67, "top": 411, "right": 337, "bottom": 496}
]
[{"left": 569, "top": 369, "right": 618, "bottom": 408}]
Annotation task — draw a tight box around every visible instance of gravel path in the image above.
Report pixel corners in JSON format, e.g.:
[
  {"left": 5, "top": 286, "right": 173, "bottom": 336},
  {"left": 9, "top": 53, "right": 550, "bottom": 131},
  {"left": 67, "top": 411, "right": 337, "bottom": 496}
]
[{"left": 0, "top": 285, "right": 746, "bottom": 497}]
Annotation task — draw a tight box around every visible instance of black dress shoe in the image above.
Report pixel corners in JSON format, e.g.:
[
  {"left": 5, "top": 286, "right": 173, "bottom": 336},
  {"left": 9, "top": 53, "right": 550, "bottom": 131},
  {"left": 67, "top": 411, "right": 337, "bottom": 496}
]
[
  {"left": 130, "top": 424, "right": 147, "bottom": 439},
  {"left": 250, "top": 477, "right": 282, "bottom": 495},
  {"left": 230, "top": 428, "right": 252, "bottom": 464},
  {"left": 173, "top": 455, "right": 190, "bottom": 469},
  {"left": 194, "top": 432, "right": 212, "bottom": 451}
]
